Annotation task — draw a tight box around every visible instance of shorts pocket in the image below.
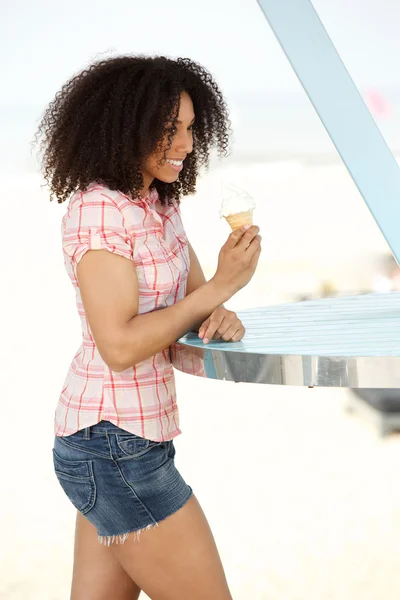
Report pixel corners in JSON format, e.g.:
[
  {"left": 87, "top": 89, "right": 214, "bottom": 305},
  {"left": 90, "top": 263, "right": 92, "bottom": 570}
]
[
  {"left": 167, "top": 440, "right": 176, "bottom": 460},
  {"left": 116, "top": 433, "right": 164, "bottom": 458},
  {"left": 52, "top": 449, "right": 96, "bottom": 515}
]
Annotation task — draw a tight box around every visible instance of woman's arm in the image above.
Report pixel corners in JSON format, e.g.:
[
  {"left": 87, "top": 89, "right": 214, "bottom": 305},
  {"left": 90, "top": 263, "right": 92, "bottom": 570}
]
[
  {"left": 77, "top": 248, "right": 230, "bottom": 372},
  {"left": 186, "top": 242, "right": 207, "bottom": 294},
  {"left": 186, "top": 242, "right": 246, "bottom": 343},
  {"left": 186, "top": 242, "right": 221, "bottom": 332},
  {"left": 77, "top": 226, "right": 260, "bottom": 372}
]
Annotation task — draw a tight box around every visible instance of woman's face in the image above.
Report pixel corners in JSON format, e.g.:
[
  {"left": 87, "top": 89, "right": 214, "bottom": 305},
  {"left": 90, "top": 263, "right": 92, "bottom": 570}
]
[{"left": 141, "top": 91, "right": 195, "bottom": 194}]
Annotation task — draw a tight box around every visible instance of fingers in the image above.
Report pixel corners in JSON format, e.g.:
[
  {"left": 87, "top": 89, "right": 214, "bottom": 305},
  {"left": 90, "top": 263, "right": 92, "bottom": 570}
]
[
  {"left": 199, "top": 310, "right": 245, "bottom": 344},
  {"left": 200, "top": 316, "right": 226, "bottom": 344},
  {"left": 235, "top": 226, "right": 260, "bottom": 252},
  {"left": 250, "top": 244, "right": 262, "bottom": 269},
  {"left": 198, "top": 317, "right": 210, "bottom": 340},
  {"left": 224, "top": 224, "right": 253, "bottom": 250},
  {"left": 198, "top": 310, "right": 226, "bottom": 344},
  {"left": 209, "top": 309, "right": 233, "bottom": 339},
  {"left": 218, "top": 323, "right": 245, "bottom": 342},
  {"left": 246, "top": 234, "right": 262, "bottom": 256},
  {"left": 212, "top": 318, "right": 232, "bottom": 340}
]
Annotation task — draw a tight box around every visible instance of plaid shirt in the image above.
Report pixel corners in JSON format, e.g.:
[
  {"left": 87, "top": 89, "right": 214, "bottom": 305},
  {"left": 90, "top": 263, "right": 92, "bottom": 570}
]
[{"left": 55, "top": 183, "right": 205, "bottom": 441}]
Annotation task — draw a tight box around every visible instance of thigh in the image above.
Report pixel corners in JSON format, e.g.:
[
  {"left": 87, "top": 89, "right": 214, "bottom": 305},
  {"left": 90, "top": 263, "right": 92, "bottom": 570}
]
[
  {"left": 71, "top": 511, "right": 142, "bottom": 600},
  {"left": 109, "top": 494, "right": 232, "bottom": 600}
]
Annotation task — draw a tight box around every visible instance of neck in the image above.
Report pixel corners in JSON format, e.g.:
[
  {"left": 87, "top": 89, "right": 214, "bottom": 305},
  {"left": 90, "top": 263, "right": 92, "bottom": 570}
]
[{"left": 140, "top": 173, "right": 154, "bottom": 198}]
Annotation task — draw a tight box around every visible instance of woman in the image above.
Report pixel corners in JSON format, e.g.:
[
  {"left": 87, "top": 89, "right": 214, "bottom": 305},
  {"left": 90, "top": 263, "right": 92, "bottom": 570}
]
[{"left": 36, "top": 55, "right": 261, "bottom": 600}]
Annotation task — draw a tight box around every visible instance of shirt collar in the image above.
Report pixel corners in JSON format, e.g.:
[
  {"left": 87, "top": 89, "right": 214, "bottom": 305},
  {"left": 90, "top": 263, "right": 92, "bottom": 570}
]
[
  {"left": 134, "top": 187, "right": 159, "bottom": 206},
  {"left": 144, "top": 188, "right": 159, "bottom": 205}
]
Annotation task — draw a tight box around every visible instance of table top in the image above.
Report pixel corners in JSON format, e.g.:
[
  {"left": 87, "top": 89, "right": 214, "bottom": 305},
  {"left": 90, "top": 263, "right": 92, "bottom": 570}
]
[{"left": 174, "top": 292, "right": 400, "bottom": 388}]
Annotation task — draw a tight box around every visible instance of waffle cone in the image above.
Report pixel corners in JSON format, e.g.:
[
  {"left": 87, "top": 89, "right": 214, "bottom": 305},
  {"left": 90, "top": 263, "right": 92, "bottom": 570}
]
[{"left": 224, "top": 210, "right": 253, "bottom": 231}]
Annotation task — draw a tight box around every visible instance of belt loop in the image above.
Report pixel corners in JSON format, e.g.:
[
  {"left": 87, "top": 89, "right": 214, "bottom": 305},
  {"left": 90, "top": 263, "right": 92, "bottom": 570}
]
[{"left": 83, "top": 427, "right": 91, "bottom": 440}]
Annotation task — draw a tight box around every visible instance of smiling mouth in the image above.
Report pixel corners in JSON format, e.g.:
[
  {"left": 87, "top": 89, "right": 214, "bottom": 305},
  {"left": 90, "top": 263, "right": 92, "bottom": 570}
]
[
  {"left": 166, "top": 159, "right": 184, "bottom": 167},
  {"left": 166, "top": 158, "right": 184, "bottom": 172}
]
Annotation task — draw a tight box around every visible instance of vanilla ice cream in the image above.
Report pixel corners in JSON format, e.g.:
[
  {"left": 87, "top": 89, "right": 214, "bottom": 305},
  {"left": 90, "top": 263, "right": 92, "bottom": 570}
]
[{"left": 220, "top": 182, "right": 256, "bottom": 230}]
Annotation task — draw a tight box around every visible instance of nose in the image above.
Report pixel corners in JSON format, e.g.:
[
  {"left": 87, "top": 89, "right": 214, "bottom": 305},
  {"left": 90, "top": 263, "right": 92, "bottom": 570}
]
[{"left": 174, "top": 129, "right": 193, "bottom": 155}]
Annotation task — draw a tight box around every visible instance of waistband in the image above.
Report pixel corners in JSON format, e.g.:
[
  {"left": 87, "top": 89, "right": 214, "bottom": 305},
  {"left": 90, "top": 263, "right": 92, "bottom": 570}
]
[{"left": 81, "top": 420, "right": 133, "bottom": 439}]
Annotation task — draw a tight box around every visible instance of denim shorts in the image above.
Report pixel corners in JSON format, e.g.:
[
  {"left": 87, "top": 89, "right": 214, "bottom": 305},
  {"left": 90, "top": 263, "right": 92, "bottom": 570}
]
[{"left": 52, "top": 420, "right": 193, "bottom": 545}]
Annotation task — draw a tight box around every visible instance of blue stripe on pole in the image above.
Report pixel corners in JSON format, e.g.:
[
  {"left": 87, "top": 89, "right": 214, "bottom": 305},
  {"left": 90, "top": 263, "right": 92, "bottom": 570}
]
[{"left": 257, "top": 0, "right": 400, "bottom": 264}]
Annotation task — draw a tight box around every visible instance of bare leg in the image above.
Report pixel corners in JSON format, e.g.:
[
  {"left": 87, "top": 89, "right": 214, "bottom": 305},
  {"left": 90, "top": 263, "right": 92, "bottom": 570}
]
[
  {"left": 110, "top": 495, "right": 232, "bottom": 600},
  {"left": 71, "top": 511, "right": 141, "bottom": 600}
]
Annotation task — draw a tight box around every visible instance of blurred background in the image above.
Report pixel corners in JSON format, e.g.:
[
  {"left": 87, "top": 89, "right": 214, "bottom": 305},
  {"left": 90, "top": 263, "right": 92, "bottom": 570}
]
[{"left": 1, "top": 0, "right": 400, "bottom": 598}]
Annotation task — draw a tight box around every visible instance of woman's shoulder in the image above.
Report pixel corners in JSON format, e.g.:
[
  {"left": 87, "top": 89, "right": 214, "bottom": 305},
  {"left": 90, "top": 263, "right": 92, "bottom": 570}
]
[
  {"left": 63, "top": 183, "right": 149, "bottom": 236},
  {"left": 66, "top": 183, "right": 150, "bottom": 218},
  {"left": 66, "top": 183, "right": 182, "bottom": 226},
  {"left": 69, "top": 182, "right": 130, "bottom": 206}
]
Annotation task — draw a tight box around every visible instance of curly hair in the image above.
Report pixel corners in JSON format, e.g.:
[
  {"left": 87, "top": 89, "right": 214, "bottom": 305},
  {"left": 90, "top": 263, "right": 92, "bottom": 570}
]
[{"left": 35, "top": 55, "right": 231, "bottom": 204}]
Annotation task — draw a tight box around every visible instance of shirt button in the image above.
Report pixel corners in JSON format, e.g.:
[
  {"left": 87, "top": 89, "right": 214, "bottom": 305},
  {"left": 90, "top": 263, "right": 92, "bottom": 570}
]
[{"left": 90, "top": 228, "right": 99, "bottom": 235}]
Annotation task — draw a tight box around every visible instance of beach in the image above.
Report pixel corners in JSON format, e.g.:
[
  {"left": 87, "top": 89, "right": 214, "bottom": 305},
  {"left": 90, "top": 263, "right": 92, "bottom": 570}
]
[{"left": 1, "top": 165, "right": 399, "bottom": 599}]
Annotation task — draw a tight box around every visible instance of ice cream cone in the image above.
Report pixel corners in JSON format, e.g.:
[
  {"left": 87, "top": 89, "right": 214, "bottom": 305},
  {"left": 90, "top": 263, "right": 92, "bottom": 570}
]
[{"left": 225, "top": 210, "right": 253, "bottom": 231}]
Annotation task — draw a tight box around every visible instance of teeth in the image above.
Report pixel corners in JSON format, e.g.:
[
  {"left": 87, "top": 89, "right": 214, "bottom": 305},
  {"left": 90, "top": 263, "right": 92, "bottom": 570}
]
[{"left": 167, "top": 159, "right": 183, "bottom": 166}]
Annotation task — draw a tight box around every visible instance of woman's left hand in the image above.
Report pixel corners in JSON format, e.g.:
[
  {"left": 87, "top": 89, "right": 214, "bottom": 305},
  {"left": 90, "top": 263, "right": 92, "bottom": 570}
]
[{"left": 198, "top": 307, "right": 245, "bottom": 344}]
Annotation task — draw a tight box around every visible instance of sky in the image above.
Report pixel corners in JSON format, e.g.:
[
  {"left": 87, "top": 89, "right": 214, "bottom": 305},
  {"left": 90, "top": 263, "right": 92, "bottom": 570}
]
[{"left": 2, "top": 0, "right": 400, "bottom": 111}]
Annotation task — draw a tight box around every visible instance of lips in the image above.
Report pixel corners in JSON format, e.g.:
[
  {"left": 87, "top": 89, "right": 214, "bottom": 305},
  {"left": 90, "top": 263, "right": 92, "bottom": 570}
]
[{"left": 166, "top": 158, "right": 184, "bottom": 172}]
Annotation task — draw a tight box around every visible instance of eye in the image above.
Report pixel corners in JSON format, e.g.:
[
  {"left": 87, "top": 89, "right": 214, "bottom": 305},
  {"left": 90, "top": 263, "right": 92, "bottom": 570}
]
[{"left": 165, "top": 123, "right": 177, "bottom": 135}]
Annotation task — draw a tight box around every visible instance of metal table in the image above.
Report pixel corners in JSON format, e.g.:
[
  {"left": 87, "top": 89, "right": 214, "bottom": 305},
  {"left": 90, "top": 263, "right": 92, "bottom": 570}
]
[{"left": 173, "top": 292, "right": 400, "bottom": 388}]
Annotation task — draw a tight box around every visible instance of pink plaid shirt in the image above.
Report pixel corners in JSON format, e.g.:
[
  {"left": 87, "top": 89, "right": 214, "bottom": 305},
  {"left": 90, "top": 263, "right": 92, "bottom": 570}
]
[{"left": 55, "top": 183, "right": 205, "bottom": 441}]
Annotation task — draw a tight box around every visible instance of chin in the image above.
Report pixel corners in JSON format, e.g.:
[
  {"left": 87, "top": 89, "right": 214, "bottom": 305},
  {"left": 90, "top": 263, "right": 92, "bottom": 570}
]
[{"left": 156, "top": 172, "right": 180, "bottom": 184}]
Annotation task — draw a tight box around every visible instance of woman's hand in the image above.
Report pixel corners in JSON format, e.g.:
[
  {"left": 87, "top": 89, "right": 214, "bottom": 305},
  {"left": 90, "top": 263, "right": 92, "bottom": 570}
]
[
  {"left": 212, "top": 225, "right": 262, "bottom": 297},
  {"left": 198, "top": 307, "right": 245, "bottom": 344}
]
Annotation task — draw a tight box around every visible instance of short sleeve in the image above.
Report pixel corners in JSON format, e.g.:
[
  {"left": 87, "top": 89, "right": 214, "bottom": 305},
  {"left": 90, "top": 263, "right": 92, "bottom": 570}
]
[{"left": 62, "top": 191, "right": 133, "bottom": 267}]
